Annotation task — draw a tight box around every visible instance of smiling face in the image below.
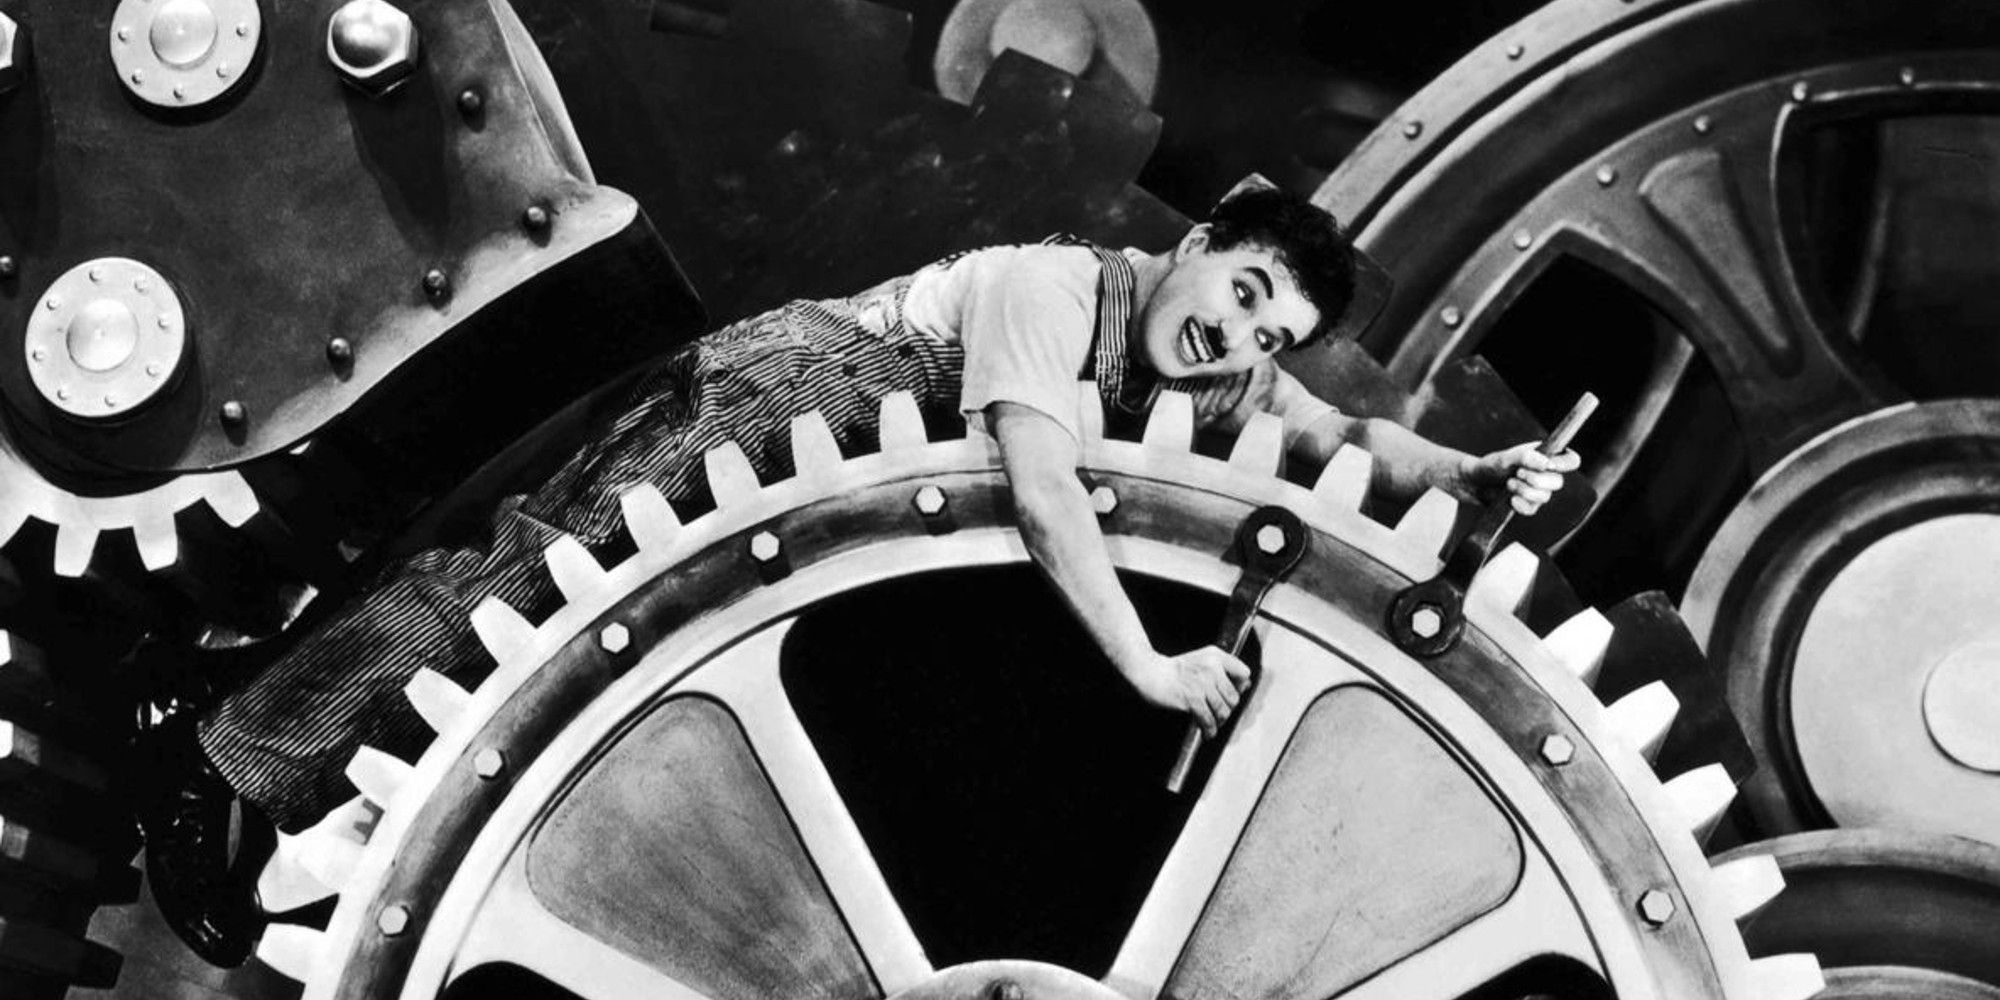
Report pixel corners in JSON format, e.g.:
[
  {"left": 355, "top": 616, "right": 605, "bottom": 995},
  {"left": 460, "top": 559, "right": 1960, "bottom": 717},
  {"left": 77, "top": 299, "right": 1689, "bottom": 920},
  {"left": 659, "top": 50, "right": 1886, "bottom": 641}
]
[{"left": 1135, "top": 226, "right": 1323, "bottom": 379}]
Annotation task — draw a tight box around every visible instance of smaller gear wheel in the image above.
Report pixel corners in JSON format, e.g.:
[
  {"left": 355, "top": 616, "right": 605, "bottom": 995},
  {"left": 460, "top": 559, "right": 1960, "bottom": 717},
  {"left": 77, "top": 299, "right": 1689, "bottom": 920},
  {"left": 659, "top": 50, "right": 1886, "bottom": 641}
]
[{"left": 233, "top": 389, "right": 1820, "bottom": 1000}]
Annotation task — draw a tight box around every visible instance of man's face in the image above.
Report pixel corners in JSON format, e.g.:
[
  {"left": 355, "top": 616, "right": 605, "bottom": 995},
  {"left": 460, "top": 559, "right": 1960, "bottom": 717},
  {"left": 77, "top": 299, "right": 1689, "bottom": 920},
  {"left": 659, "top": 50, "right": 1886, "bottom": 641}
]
[{"left": 1136, "top": 227, "right": 1321, "bottom": 379}]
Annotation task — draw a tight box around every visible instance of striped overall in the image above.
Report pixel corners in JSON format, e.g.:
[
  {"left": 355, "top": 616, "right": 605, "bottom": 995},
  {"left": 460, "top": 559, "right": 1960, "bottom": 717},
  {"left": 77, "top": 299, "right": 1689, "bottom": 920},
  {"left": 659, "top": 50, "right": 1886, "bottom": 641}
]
[{"left": 201, "top": 242, "right": 1160, "bottom": 830}]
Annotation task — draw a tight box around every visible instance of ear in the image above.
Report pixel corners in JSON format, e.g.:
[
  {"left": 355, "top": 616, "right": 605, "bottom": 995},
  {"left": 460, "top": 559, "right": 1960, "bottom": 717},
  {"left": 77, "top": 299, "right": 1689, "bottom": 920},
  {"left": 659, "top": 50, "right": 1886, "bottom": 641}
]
[{"left": 1175, "top": 224, "right": 1212, "bottom": 261}]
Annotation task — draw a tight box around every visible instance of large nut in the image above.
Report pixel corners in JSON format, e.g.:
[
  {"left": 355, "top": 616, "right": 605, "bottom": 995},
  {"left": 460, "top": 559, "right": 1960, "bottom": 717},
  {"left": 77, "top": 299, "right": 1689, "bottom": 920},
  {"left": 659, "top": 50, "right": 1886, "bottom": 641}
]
[
  {"left": 0, "top": 13, "right": 28, "bottom": 96},
  {"left": 327, "top": 0, "right": 420, "bottom": 96}
]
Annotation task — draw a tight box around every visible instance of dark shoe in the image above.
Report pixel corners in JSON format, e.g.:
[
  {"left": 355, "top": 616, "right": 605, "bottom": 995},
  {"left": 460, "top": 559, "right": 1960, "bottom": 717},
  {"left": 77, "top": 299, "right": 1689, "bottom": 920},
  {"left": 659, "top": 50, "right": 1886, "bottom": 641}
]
[{"left": 134, "top": 718, "right": 272, "bottom": 968}]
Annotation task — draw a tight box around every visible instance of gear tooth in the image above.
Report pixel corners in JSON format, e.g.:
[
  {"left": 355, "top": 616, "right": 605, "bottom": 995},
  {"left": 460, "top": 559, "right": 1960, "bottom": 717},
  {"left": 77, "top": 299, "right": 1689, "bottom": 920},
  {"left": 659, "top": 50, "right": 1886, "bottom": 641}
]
[
  {"left": 1227, "top": 412, "right": 1285, "bottom": 475},
  {"left": 344, "top": 746, "right": 413, "bottom": 810},
  {"left": 132, "top": 512, "right": 180, "bottom": 571},
  {"left": 1141, "top": 391, "right": 1195, "bottom": 451},
  {"left": 296, "top": 832, "right": 364, "bottom": 894},
  {"left": 52, "top": 523, "right": 100, "bottom": 579},
  {"left": 403, "top": 668, "right": 471, "bottom": 734},
  {"left": 1544, "top": 607, "right": 1612, "bottom": 685},
  {"left": 1312, "top": 444, "right": 1374, "bottom": 512},
  {"left": 543, "top": 534, "right": 605, "bottom": 603},
  {"left": 469, "top": 596, "right": 536, "bottom": 664},
  {"left": 258, "top": 833, "right": 338, "bottom": 914},
  {"left": 878, "top": 391, "right": 927, "bottom": 450},
  {"left": 788, "top": 412, "right": 844, "bottom": 479},
  {"left": 703, "top": 441, "right": 761, "bottom": 507},
  {"left": 1466, "top": 542, "right": 1538, "bottom": 616},
  {"left": 619, "top": 484, "right": 681, "bottom": 552},
  {"left": 1076, "top": 382, "right": 1106, "bottom": 442},
  {"left": 1392, "top": 489, "right": 1459, "bottom": 560},
  {"left": 1710, "top": 853, "right": 1786, "bottom": 923},
  {"left": 1605, "top": 680, "right": 1679, "bottom": 761},
  {"left": 205, "top": 471, "right": 261, "bottom": 528},
  {"left": 256, "top": 923, "right": 325, "bottom": 983},
  {"left": 1748, "top": 953, "right": 1826, "bottom": 1000},
  {"left": 1663, "top": 763, "right": 1737, "bottom": 845}
]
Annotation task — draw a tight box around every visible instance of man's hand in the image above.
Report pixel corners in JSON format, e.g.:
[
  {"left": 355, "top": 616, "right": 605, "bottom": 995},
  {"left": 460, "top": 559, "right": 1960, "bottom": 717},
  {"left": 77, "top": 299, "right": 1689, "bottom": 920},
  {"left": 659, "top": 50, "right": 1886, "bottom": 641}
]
[
  {"left": 1129, "top": 647, "right": 1253, "bottom": 736},
  {"left": 1465, "top": 443, "right": 1582, "bottom": 516}
]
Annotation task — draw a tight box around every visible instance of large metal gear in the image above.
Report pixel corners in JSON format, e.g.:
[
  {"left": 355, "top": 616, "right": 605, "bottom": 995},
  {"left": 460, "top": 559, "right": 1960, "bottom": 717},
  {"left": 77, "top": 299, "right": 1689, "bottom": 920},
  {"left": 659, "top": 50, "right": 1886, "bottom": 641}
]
[
  {"left": 236, "top": 390, "right": 1821, "bottom": 1000},
  {"left": 1301, "top": 0, "right": 2000, "bottom": 841}
]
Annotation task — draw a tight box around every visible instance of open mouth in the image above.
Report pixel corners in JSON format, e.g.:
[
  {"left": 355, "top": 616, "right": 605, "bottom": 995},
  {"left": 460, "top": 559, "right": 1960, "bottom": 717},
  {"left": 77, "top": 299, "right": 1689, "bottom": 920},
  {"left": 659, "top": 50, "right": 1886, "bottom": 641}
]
[{"left": 1180, "top": 318, "right": 1220, "bottom": 366}]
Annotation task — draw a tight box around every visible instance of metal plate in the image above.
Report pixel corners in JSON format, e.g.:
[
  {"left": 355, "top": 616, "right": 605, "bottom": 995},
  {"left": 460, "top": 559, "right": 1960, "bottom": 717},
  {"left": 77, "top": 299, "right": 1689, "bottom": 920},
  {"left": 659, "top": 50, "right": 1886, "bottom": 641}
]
[
  {"left": 107, "top": 0, "right": 262, "bottom": 109},
  {"left": 22, "top": 257, "right": 186, "bottom": 420}
]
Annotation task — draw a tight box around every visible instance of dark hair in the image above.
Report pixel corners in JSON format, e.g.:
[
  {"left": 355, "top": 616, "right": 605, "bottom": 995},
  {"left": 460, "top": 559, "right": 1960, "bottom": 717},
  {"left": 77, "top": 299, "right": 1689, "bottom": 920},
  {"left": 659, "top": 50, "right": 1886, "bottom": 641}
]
[{"left": 1204, "top": 187, "right": 1355, "bottom": 347}]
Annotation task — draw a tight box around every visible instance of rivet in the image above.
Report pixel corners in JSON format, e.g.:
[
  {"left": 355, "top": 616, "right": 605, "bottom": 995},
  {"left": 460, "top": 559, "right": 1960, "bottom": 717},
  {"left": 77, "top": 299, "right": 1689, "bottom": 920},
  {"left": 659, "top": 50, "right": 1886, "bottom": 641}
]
[
  {"left": 1637, "top": 889, "right": 1676, "bottom": 926},
  {"left": 597, "top": 622, "right": 630, "bottom": 654},
  {"left": 220, "top": 400, "right": 247, "bottom": 424},
  {"left": 1539, "top": 734, "right": 1575, "bottom": 766},
  {"left": 0, "top": 255, "right": 15, "bottom": 278},
  {"left": 146, "top": 364, "right": 161, "bottom": 377},
  {"left": 1899, "top": 66, "right": 1916, "bottom": 87},
  {"left": 173, "top": 85, "right": 187, "bottom": 100},
  {"left": 1440, "top": 306, "right": 1463, "bottom": 328},
  {"left": 749, "top": 531, "right": 782, "bottom": 563},
  {"left": 473, "top": 748, "right": 505, "bottom": 779},
  {"left": 1693, "top": 115, "right": 1712, "bottom": 135},
  {"left": 326, "top": 337, "right": 354, "bottom": 365},
  {"left": 1089, "top": 485, "right": 1119, "bottom": 515},
  {"left": 422, "top": 268, "right": 449, "bottom": 297},
  {"left": 1505, "top": 42, "right": 1524, "bottom": 59},
  {"left": 1511, "top": 229, "right": 1533, "bottom": 250},
  {"left": 30, "top": 348, "right": 44, "bottom": 362},
  {"left": 134, "top": 277, "right": 150, "bottom": 293},
  {"left": 377, "top": 904, "right": 411, "bottom": 936},
  {"left": 522, "top": 205, "right": 550, "bottom": 231},
  {"left": 217, "top": 62, "right": 231, "bottom": 78},
  {"left": 55, "top": 386, "right": 71, "bottom": 401},
  {"left": 131, "top": 69, "right": 146, "bottom": 84},
  {"left": 775, "top": 131, "right": 804, "bottom": 157},
  {"left": 1595, "top": 164, "right": 1618, "bottom": 186},
  {"left": 1790, "top": 80, "right": 1809, "bottom": 102},
  {"left": 1409, "top": 604, "right": 1444, "bottom": 639},
  {"left": 43, "top": 296, "right": 60, "bottom": 311},
  {"left": 103, "top": 395, "right": 117, "bottom": 407},
  {"left": 457, "top": 88, "right": 483, "bottom": 117},
  {"left": 913, "top": 485, "right": 948, "bottom": 516},
  {"left": 88, "top": 268, "right": 103, "bottom": 283},
  {"left": 236, "top": 22, "right": 250, "bottom": 37},
  {"left": 118, "top": 26, "right": 132, "bottom": 41},
  {"left": 1401, "top": 120, "right": 1423, "bottom": 140},
  {"left": 1255, "top": 524, "right": 1287, "bottom": 555}
]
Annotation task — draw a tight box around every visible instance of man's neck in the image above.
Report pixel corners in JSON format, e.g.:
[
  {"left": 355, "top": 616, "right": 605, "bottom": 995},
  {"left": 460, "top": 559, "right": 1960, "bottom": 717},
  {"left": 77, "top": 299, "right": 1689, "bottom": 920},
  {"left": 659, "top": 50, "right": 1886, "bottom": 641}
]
[{"left": 1128, "top": 249, "right": 1172, "bottom": 317}]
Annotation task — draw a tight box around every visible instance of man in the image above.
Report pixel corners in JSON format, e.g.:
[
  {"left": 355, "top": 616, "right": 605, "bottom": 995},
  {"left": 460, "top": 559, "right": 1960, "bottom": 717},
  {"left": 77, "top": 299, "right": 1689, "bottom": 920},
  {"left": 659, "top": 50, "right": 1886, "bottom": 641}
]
[{"left": 138, "top": 187, "right": 1576, "bottom": 963}]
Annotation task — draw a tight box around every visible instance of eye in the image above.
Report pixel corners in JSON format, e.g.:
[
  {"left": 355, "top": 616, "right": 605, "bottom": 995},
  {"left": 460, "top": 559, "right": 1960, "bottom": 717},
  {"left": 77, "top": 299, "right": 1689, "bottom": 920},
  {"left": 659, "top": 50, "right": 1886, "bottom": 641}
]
[
  {"left": 1233, "top": 280, "right": 1254, "bottom": 309},
  {"left": 1254, "top": 329, "right": 1278, "bottom": 352}
]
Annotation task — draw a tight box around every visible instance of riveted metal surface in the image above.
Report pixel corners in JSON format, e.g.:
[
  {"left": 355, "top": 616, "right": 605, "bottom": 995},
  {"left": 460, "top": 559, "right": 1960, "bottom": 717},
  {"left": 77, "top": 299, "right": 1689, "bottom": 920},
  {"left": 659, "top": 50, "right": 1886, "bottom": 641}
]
[
  {"left": 0, "top": 0, "right": 688, "bottom": 474},
  {"left": 107, "top": 0, "right": 261, "bottom": 109},
  {"left": 22, "top": 258, "right": 186, "bottom": 420}
]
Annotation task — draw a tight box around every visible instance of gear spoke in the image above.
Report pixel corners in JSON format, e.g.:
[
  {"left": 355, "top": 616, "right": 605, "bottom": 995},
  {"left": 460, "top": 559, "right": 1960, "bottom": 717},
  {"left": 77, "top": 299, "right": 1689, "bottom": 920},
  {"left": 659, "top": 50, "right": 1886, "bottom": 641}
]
[
  {"left": 453, "top": 856, "right": 721, "bottom": 1000},
  {"left": 1106, "top": 626, "right": 1345, "bottom": 999},
  {"left": 677, "top": 618, "right": 933, "bottom": 994}
]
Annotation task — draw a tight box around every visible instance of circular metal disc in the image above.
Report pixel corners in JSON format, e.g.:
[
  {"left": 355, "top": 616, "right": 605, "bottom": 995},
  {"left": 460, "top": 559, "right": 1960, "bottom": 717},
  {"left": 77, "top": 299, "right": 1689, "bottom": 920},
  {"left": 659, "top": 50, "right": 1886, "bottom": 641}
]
[
  {"left": 1792, "top": 515, "right": 2000, "bottom": 835},
  {"left": 109, "top": 0, "right": 262, "bottom": 109},
  {"left": 23, "top": 258, "right": 188, "bottom": 420}
]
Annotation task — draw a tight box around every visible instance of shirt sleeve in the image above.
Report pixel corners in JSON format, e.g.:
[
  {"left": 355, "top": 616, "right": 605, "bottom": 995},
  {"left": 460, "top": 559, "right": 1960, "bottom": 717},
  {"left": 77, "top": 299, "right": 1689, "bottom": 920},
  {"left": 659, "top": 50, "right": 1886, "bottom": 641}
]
[
  {"left": 1172, "top": 361, "right": 1339, "bottom": 449},
  {"left": 955, "top": 247, "right": 1100, "bottom": 442}
]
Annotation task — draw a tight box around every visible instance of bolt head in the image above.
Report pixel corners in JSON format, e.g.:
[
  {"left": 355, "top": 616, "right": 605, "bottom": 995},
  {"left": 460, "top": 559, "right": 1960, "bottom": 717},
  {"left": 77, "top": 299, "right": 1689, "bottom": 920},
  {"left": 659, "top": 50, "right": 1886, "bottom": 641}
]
[
  {"left": 1637, "top": 889, "right": 1676, "bottom": 926},
  {"left": 473, "top": 748, "right": 505, "bottom": 779},
  {"left": 328, "top": 0, "right": 420, "bottom": 95},
  {"left": 377, "top": 904, "right": 411, "bottom": 936},
  {"left": 598, "top": 622, "right": 630, "bottom": 654},
  {"left": 1089, "top": 485, "right": 1119, "bottom": 516},
  {"left": 749, "top": 531, "right": 782, "bottom": 563},
  {"left": 1539, "top": 733, "right": 1575, "bottom": 766},
  {"left": 1255, "top": 523, "right": 1288, "bottom": 556},
  {"left": 913, "top": 485, "right": 948, "bottom": 517},
  {"left": 1409, "top": 604, "right": 1444, "bottom": 639},
  {"left": 0, "top": 13, "right": 26, "bottom": 95}
]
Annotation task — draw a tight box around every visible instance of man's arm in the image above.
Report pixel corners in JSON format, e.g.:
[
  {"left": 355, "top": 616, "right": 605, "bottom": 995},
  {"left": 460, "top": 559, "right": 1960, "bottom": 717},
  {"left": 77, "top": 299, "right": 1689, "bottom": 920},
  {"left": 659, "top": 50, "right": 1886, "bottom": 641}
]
[{"left": 989, "top": 401, "right": 1249, "bottom": 734}]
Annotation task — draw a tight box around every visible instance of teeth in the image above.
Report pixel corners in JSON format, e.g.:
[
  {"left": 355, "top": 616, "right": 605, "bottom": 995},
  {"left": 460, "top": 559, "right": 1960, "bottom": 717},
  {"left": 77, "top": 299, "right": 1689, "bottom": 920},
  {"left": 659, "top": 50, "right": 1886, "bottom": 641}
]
[{"left": 1182, "top": 319, "right": 1210, "bottom": 365}]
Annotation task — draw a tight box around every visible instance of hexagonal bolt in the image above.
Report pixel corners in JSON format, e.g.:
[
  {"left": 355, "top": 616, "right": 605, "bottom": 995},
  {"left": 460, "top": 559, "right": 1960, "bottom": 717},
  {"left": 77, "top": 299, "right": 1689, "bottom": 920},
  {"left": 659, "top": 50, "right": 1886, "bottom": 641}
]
[
  {"left": 0, "top": 13, "right": 26, "bottom": 97},
  {"left": 1409, "top": 603, "right": 1444, "bottom": 639},
  {"left": 1637, "top": 888, "right": 1676, "bottom": 926},
  {"left": 472, "top": 748, "right": 505, "bottom": 780},
  {"left": 1539, "top": 733, "right": 1575, "bottom": 767},
  {"left": 377, "top": 903, "right": 411, "bottom": 936},
  {"left": 1255, "top": 524, "right": 1288, "bottom": 556},
  {"left": 1089, "top": 486, "right": 1119, "bottom": 516},
  {"left": 912, "top": 485, "right": 948, "bottom": 517},
  {"left": 749, "top": 531, "right": 782, "bottom": 563},
  {"left": 327, "top": 0, "right": 421, "bottom": 96},
  {"left": 598, "top": 622, "right": 630, "bottom": 654}
]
